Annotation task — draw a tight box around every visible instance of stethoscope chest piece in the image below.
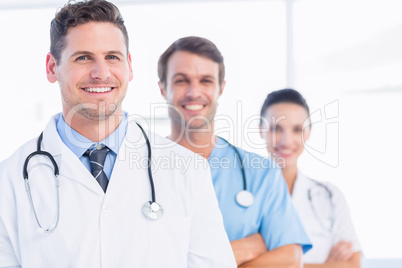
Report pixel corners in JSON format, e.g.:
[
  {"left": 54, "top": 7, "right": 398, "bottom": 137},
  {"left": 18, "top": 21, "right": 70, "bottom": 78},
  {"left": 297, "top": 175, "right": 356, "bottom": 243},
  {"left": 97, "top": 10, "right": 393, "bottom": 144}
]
[
  {"left": 236, "top": 190, "right": 254, "bottom": 207},
  {"left": 142, "top": 201, "right": 164, "bottom": 220}
]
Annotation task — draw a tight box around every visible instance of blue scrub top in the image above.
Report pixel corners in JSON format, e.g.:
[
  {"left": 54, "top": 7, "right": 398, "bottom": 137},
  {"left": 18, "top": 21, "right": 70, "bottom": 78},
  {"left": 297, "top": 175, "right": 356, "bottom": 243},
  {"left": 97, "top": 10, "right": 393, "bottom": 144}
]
[{"left": 208, "top": 137, "right": 312, "bottom": 253}]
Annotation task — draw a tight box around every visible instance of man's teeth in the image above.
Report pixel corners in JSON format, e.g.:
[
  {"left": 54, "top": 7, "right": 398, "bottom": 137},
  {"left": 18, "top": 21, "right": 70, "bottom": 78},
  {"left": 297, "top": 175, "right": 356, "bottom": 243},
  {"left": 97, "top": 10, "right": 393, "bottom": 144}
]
[
  {"left": 84, "top": 87, "right": 112, "bottom": 93},
  {"left": 279, "top": 149, "right": 293, "bottom": 154},
  {"left": 184, "top": 104, "right": 203, "bottom": 111}
]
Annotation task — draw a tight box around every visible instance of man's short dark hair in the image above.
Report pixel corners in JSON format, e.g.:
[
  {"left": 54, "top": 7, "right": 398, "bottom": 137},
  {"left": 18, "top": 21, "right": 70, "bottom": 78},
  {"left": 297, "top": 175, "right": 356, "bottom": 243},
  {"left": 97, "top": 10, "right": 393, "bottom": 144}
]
[
  {"left": 259, "top": 88, "right": 310, "bottom": 126},
  {"left": 50, "top": 0, "right": 128, "bottom": 64},
  {"left": 158, "top": 36, "right": 225, "bottom": 86}
]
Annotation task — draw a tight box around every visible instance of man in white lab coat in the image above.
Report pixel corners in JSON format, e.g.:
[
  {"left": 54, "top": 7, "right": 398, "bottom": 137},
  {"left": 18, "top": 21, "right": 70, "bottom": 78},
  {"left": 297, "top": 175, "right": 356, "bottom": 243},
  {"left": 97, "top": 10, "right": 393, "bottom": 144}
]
[
  {"left": 0, "top": 1, "right": 236, "bottom": 267},
  {"left": 157, "top": 36, "right": 312, "bottom": 267}
]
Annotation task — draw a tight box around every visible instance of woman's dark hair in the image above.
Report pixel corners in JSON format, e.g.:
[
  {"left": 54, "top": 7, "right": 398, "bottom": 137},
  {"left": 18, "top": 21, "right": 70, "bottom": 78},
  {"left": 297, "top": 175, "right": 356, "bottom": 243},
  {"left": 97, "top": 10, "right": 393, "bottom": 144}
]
[{"left": 259, "top": 88, "right": 310, "bottom": 126}]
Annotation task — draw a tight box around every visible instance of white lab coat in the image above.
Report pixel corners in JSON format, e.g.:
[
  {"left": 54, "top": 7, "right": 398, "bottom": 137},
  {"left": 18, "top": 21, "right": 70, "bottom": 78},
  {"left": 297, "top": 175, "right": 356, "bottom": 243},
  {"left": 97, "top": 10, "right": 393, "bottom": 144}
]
[
  {"left": 0, "top": 115, "right": 236, "bottom": 268},
  {"left": 292, "top": 171, "right": 361, "bottom": 263}
]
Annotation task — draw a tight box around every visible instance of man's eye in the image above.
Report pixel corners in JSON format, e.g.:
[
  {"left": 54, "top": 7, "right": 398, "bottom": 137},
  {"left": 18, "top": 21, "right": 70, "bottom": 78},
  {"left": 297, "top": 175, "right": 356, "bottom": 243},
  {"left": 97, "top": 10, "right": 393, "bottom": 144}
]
[
  {"left": 107, "top": 55, "right": 118, "bottom": 60},
  {"left": 174, "top": 79, "right": 186, "bottom": 84},
  {"left": 76, "top": 56, "right": 87, "bottom": 61},
  {"left": 202, "top": 79, "right": 213, "bottom": 83}
]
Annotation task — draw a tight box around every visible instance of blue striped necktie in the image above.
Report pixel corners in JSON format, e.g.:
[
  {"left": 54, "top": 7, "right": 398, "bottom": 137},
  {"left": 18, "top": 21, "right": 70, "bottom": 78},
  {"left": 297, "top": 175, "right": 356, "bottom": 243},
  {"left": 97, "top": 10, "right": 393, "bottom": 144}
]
[{"left": 84, "top": 145, "right": 110, "bottom": 192}]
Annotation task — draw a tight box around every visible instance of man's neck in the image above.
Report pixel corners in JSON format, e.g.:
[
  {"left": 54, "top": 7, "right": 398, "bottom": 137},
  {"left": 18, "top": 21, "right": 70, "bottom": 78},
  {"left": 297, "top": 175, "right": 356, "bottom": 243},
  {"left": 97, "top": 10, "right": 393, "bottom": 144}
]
[
  {"left": 169, "top": 122, "right": 217, "bottom": 159},
  {"left": 63, "top": 112, "right": 123, "bottom": 142}
]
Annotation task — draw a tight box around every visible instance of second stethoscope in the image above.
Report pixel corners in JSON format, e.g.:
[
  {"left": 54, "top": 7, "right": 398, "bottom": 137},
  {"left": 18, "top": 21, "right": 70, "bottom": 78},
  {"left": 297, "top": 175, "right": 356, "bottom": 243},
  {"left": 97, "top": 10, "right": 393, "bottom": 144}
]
[
  {"left": 23, "top": 123, "right": 163, "bottom": 233},
  {"left": 220, "top": 138, "right": 254, "bottom": 208},
  {"left": 307, "top": 180, "right": 335, "bottom": 232}
]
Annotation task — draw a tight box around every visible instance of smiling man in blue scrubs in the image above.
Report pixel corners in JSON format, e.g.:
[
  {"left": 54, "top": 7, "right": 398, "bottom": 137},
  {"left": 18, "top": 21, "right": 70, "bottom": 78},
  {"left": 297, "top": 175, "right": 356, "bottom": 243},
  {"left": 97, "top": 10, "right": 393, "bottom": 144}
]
[{"left": 158, "top": 36, "right": 312, "bottom": 267}]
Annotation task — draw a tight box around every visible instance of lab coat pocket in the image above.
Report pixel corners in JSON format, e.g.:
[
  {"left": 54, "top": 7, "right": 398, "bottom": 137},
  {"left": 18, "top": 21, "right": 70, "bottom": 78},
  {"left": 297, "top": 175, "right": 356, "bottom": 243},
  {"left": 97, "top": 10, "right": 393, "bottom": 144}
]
[{"left": 148, "top": 216, "right": 191, "bottom": 267}]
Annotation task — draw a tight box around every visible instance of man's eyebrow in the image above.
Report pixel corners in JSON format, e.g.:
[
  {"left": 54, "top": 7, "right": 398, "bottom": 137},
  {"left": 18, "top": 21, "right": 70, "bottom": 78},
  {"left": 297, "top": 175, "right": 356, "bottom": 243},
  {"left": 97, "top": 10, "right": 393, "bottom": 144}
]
[
  {"left": 172, "top": 73, "right": 188, "bottom": 78},
  {"left": 69, "top": 50, "right": 126, "bottom": 59},
  {"left": 69, "top": 51, "right": 93, "bottom": 59},
  {"left": 201, "top": 75, "right": 216, "bottom": 80},
  {"left": 172, "top": 73, "right": 216, "bottom": 80},
  {"left": 107, "top": 50, "right": 125, "bottom": 57}
]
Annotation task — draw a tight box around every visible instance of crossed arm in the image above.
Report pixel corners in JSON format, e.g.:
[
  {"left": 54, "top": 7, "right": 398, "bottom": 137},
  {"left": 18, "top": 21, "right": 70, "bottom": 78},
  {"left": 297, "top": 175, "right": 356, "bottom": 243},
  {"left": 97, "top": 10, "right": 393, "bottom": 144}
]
[
  {"left": 231, "top": 233, "right": 302, "bottom": 268},
  {"left": 231, "top": 234, "right": 360, "bottom": 268},
  {"left": 304, "top": 241, "right": 361, "bottom": 268}
]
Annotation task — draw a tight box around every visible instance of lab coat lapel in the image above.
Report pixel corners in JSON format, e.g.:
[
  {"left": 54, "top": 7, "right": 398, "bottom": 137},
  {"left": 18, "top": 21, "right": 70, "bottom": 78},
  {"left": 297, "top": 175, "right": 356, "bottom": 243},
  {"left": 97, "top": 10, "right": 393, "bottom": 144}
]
[
  {"left": 292, "top": 171, "right": 309, "bottom": 202},
  {"left": 106, "top": 120, "right": 149, "bottom": 196},
  {"left": 40, "top": 115, "right": 105, "bottom": 195}
]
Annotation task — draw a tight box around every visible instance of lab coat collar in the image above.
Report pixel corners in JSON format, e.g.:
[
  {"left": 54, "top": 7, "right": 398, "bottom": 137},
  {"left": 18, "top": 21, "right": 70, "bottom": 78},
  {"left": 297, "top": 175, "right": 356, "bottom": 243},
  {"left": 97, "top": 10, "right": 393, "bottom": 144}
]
[
  {"left": 292, "top": 170, "right": 310, "bottom": 201},
  {"left": 40, "top": 115, "right": 103, "bottom": 194},
  {"left": 102, "top": 117, "right": 147, "bottom": 197},
  {"left": 41, "top": 114, "right": 147, "bottom": 195}
]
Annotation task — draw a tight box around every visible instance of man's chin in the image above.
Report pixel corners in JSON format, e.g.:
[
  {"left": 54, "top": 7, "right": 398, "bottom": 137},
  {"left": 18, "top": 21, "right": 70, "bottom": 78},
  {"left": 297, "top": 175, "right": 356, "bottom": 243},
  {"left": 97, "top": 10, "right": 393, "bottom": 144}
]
[
  {"left": 78, "top": 108, "right": 118, "bottom": 122},
  {"left": 184, "top": 119, "right": 213, "bottom": 130}
]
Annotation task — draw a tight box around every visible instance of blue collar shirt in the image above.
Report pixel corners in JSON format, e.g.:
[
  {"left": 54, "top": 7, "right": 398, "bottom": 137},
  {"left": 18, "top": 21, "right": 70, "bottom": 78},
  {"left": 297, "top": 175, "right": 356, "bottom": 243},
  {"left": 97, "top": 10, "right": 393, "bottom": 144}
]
[{"left": 56, "top": 112, "right": 127, "bottom": 180}]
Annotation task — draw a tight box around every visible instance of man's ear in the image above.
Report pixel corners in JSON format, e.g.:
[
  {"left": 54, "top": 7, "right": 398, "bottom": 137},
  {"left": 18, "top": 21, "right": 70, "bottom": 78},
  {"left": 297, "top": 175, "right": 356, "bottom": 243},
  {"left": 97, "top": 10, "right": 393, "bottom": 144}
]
[
  {"left": 219, "top": 80, "right": 226, "bottom": 96},
  {"left": 128, "top": 52, "right": 133, "bottom": 81},
  {"left": 158, "top": 81, "right": 167, "bottom": 100},
  {"left": 46, "top": 53, "right": 58, "bottom": 83}
]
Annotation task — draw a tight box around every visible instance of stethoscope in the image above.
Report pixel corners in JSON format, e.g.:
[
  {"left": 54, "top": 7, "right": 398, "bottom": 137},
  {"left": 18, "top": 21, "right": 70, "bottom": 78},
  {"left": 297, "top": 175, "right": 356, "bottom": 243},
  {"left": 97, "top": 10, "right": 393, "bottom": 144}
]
[
  {"left": 23, "top": 123, "right": 163, "bottom": 233},
  {"left": 219, "top": 138, "right": 254, "bottom": 208},
  {"left": 307, "top": 180, "right": 335, "bottom": 232}
]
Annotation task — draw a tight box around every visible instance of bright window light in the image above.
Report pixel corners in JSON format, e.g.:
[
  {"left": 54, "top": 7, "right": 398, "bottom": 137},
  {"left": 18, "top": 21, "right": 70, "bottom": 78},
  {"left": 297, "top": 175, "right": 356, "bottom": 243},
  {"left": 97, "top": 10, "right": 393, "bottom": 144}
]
[{"left": 293, "top": 0, "right": 402, "bottom": 259}]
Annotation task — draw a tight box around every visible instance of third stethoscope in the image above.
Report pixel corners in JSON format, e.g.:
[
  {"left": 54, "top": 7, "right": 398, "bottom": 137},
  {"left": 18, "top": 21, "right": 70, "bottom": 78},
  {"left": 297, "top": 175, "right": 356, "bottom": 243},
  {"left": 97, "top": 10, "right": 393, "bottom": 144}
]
[
  {"left": 23, "top": 123, "right": 163, "bottom": 233},
  {"left": 308, "top": 179, "right": 335, "bottom": 232},
  {"left": 219, "top": 137, "right": 254, "bottom": 208}
]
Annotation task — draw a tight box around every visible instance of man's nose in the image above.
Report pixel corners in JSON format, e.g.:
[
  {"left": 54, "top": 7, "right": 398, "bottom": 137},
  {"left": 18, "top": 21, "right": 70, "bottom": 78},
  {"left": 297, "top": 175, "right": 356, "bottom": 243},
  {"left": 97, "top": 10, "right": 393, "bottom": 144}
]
[
  {"left": 185, "top": 81, "right": 202, "bottom": 98},
  {"left": 90, "top": 61, "right": 111, "bottom": 80}
]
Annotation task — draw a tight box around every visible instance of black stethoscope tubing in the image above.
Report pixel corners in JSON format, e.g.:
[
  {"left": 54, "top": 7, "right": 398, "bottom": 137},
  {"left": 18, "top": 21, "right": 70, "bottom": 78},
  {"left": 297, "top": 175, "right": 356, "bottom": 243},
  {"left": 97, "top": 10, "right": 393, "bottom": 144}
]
[
  {"left": 219, "top": 137, "right": 254, "bottom": 207},
  {"left": 307, "top": 180, "right": 334, "bottom": 232},
  {"left": 136, "top": 123, "right": 156, "bottom": 203},
  {"left": 23, "top": 132, "right": 59, "bottom": 180},
  {"left": 232, "top": 145, "right": 247, "bottom": 191},
  {"left": 23, "top": 123, "right": 162, "bottom": 233}
]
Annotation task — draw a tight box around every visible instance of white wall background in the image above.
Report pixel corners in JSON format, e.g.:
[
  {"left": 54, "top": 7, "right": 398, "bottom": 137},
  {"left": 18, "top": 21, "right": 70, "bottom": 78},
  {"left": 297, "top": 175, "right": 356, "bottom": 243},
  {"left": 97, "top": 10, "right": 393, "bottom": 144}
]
[{"left": 0, "top": 0, "right": 401, "bottom": 261}]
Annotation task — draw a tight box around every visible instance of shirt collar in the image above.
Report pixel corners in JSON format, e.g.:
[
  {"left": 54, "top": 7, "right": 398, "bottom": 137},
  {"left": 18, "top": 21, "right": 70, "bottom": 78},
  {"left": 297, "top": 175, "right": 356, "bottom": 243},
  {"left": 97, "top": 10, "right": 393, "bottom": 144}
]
[
  {"left": 56, "top": 112, "right": 128, "bottom": 158},
  {"left": 209, "top": 137, "right": 233, "bottom": 161}
]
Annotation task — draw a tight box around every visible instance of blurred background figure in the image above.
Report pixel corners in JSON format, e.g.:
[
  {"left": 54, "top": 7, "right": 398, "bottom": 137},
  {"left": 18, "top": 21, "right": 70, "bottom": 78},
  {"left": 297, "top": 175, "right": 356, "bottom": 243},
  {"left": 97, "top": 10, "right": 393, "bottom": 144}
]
[{"left": 259, "top": 88, "right": 361, "bottom": 267}]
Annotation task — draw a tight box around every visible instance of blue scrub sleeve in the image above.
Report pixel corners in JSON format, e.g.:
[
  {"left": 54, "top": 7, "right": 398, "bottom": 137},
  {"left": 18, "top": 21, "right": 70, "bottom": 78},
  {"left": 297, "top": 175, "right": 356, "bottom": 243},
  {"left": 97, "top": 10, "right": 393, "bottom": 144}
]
[{"left": 259, "top": 171, "right": 312, "bottom": 253}]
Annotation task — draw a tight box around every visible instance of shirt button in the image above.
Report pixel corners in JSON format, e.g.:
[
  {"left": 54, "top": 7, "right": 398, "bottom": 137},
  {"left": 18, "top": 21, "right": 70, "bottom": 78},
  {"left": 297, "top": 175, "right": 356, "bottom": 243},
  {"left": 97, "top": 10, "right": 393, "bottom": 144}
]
[{"left": 102, "top": 204, "right": 110, "bottom": 213}]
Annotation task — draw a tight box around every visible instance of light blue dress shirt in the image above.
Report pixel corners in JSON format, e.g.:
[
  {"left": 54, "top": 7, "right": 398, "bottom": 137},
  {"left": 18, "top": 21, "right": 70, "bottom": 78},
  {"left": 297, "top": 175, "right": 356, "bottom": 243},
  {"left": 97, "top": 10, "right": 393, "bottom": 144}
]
[
  {"left": 209, "top": 137, "right": 312, "bottom": 253},
  {"left": 56, "top": 112, "right": 127, "bottom": 180}
]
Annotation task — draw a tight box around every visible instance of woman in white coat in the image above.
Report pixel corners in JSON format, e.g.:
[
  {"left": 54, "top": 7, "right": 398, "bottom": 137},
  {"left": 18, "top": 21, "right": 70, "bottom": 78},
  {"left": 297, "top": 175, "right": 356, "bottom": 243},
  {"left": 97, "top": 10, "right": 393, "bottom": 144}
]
[{"left": 259, "top": 88, "right": 361, "bottom": 268}]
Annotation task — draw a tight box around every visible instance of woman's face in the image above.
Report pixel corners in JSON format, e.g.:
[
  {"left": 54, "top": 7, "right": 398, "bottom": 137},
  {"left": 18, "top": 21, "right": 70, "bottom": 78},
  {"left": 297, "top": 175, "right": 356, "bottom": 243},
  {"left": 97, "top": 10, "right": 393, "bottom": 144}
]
[{"left": 260, "top": 102, "right": 311, "bottom": 169}]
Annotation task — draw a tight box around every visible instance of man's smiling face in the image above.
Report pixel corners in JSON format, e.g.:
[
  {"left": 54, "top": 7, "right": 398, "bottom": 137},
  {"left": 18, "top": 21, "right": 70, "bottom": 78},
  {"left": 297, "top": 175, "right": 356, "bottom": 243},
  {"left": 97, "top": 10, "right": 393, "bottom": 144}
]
[
  {"left": 46, "top": 21, "right": 133, "bottom": 121},
  {"left": 160, "top": 50, "right": 224, "bottom": 131}
]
